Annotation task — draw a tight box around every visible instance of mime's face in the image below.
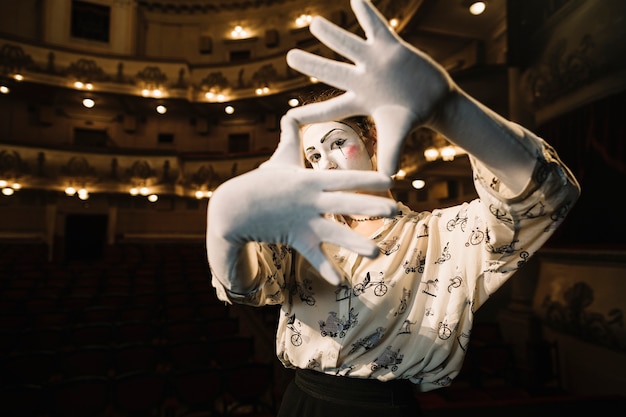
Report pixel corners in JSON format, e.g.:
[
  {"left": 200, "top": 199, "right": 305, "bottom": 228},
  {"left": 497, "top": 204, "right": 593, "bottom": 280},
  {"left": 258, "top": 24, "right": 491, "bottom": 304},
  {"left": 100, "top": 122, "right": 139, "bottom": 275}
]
[{"left": 302, "top": 121, "right": 374, "bottom": 171}]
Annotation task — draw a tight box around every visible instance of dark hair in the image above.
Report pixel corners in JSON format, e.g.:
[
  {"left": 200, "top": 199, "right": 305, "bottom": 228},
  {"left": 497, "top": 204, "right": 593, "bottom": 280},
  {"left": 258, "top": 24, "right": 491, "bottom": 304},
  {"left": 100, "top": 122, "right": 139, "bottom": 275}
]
[{"left": 298, "top": 88, "right": 376, "bottom": 141}]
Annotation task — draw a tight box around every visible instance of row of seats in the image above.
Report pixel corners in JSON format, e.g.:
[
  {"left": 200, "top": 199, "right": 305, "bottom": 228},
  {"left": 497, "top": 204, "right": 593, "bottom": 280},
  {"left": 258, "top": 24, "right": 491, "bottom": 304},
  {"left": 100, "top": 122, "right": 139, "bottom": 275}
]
[
  {"left": 1, "top": 362, "right": 276, "bottom": 417},
  {"left": 1, "top": 243, "right": 281, "bottom": 416},
  {"left": 2, "top": 336, "right": 256, "bottom": 385}
]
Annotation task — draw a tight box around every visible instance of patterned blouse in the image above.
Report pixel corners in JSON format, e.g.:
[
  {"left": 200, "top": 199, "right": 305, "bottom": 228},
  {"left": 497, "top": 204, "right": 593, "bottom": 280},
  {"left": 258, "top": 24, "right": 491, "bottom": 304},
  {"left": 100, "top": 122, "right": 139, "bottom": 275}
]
[{"left": 211, "top": 132, "right": 580, "bottom": 392}]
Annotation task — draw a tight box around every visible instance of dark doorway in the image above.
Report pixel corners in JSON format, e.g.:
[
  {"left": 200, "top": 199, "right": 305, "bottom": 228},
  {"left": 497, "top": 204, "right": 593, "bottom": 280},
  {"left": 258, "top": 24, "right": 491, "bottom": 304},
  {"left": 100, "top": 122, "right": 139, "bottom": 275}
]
[{"left": 65, "top": 214, "right": 108, "bottom": 262}]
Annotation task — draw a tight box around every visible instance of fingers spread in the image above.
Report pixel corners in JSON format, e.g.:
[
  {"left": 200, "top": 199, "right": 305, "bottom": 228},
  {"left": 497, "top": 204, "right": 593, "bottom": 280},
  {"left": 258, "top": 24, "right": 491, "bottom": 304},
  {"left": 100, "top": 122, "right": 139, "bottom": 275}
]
[
  {"left": 286, "top": 49, "right": 356, "bottom": 91},
  {"left": 309, "top": 16, "right": 368, "bottom": 63}
]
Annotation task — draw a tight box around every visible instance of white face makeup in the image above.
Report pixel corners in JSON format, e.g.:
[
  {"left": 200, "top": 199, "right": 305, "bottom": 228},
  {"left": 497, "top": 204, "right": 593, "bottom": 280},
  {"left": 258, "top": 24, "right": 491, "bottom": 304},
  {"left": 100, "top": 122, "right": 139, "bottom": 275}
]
[{"left": 302, "top": 121, "right": 374, "bottom": 171}]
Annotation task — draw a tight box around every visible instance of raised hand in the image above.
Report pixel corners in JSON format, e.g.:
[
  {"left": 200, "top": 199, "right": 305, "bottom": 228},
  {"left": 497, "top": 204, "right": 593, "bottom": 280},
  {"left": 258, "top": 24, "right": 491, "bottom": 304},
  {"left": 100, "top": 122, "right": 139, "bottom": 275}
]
[
  {"left": 285, "top": 0, "right": 455, "bottom": 177},
  {"left": 206, "top": 115, "right": 397, "bottom": 287}
]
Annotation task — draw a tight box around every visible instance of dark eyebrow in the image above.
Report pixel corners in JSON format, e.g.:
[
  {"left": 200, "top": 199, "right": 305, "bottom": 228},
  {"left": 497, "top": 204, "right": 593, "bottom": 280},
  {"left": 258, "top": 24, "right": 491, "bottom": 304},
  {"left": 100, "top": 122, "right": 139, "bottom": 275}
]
[
  {"left": 320, "top": 128, "right": 344, "bottom": 144},
  {"left": 305, "top": 128, "right": 346, "bottom": 153}
]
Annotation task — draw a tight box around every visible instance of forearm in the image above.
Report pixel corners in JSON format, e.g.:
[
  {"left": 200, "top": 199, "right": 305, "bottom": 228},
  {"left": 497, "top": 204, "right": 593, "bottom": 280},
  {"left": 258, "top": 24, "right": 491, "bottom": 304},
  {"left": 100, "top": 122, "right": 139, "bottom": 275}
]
[
  {"left": 207, "top": 237, "right": 260, "bottom": 295},
  {"left": 427, "top": 88, "right": 538, "bottom": 195}
]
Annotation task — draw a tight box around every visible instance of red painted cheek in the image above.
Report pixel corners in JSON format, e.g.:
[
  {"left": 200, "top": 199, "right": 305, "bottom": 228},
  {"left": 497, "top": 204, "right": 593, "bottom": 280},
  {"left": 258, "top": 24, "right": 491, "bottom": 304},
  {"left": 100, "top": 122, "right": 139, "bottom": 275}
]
[{"left": 343, "top": 144, "right": 360, "bottom": 159}]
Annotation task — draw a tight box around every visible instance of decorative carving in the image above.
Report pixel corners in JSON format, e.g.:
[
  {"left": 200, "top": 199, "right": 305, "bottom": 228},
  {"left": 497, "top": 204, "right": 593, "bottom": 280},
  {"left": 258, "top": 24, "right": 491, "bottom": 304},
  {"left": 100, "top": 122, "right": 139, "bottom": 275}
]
[
  {"left": 0, "top": 150, "right": 29, "bottom": 177},
  {"left": 201, "top": 71, "right": 230, "bottom": 91},
  {"left": 136, "top": 66, "right": 168, "bottom": 89},
  {"left": 190, "top": 164, "right": 220, "bottom": 188},
  {"left": 252, "top": 63, "right": 278, "bottom": 88},
  {"left": 0, "top": 43, "right": 35, "bottom": 74},
  {"left": 540, "top": 281, "right": 625, "bottom": 352},
  {"left": 66, "top": 58, "right": 109, "bottom": 82},
  {"left": 61, "top": 156, "right": 97, "bottom": 178},
  {"left": 127, "top": 160, "right": 156, "bottom": 180},
  {"left": 521, "top": 35, "right": 595, "bottom": 108}
]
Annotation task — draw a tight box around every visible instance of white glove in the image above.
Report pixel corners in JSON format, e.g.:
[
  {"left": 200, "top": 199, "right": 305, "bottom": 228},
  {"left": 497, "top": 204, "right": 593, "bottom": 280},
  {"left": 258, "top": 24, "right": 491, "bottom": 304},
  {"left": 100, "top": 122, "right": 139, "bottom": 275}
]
[
  {"left": 286, "top": 0, "right": 452, "bottom": 177},
  {"left": 206, "top": 116, "right": 397, "bottom": 289},
  {"left": 286, "top": 0, "right": 537, "bottom": 192}
]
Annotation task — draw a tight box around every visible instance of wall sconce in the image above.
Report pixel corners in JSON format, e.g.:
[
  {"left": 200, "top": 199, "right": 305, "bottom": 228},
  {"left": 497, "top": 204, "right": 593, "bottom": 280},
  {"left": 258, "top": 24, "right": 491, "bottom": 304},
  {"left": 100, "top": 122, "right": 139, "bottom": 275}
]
[
  {"left": 141, "top": 88, "right": 163, "bottom": 98},
  {"left": 0, "top": 179, "right": 21, "bottom": 195},
  {"left": 231, "top": 25, "right": 248, "bottom": 39},
  {"left": 424, "top": 143, "right": 464, "bottom": 162},
  {"left": 424, "top": 147, "right": 439, "bottom": 162},
  {"left": 255, "top": 86, "right": 270, "bottom": 95},
  {"left": 65, "top": 185, "right": 89, "bottom": 199},
  {"left": 440, "top": 145, "right": 457, "bottom": 161},
  {"left": 74, "top": 81, "right": 93, "bottom": 90},
  {"left": 295, "top": 13, "right": 312, "bottom": 27},
  {"left": 77, "top": 188, "right": 89, "bottom": 200},
  {"left": 195, "top": 190, "right": 213, "bottom": 199}
]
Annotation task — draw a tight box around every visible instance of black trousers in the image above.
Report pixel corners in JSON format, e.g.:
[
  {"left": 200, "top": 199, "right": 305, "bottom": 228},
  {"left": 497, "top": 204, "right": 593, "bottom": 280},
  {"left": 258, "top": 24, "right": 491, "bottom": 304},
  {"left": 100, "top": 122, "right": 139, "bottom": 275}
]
[{"left": 277, "top": 369, "right": 423, "bottom": 417}]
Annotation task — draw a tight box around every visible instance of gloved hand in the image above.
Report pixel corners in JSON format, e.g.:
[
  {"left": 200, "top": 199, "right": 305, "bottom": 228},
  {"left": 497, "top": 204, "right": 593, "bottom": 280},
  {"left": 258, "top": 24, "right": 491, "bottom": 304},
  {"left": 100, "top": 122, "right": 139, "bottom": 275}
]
[
  {"left": 206, "top": 115, "right": 397, "bottom": 289},
  {"left": 286, "top": 0, "right": 454, "bottom": 177}
]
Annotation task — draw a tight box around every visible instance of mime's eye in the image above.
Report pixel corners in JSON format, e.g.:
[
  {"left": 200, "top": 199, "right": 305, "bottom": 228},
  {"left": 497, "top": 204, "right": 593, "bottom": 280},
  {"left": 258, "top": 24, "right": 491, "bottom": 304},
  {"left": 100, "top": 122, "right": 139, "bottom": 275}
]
[{"left": 332, "top": 138, "right": 347, "bottom": 148}]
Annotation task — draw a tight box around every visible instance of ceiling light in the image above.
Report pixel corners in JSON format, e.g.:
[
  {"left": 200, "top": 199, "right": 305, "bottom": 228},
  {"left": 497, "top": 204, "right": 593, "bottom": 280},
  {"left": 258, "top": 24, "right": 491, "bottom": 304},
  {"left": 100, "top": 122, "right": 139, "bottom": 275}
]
[
  {"left": 148, "top": 194, "right": 158, "bottom": 202},
  {"left": 469, "top": 1, "right": 486, "bottom": 16},
  {"left": 288, "top": 98, "right": 299, "bottom": 107},
  {"left": 156, "top": 105, "right": 167, "bottom": 114},
  {"left": 225, "top": 105, "right": 234, "bottom": 114},
  {"left": 0, "top": 85, "right": 9, "bottom": 94},
  {"left": 2, "top": 187, "right": 14, "bottom": 196},
  {"left": 13, "top": 74, "right": 23, "bottom": 81},
  {"left": 82, "top": 98, "right": 95, "bottom": 108},
  {"left": 412, "top": 179, "right": 426, "bottom": 190}
]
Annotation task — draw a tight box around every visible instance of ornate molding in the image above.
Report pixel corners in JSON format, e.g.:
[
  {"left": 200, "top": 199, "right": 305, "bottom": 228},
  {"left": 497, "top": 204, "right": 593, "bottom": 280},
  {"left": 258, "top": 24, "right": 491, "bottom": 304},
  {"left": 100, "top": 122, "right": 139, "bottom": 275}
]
[{"left": 521, "top": 35, "right": 595, "bottom": 108}]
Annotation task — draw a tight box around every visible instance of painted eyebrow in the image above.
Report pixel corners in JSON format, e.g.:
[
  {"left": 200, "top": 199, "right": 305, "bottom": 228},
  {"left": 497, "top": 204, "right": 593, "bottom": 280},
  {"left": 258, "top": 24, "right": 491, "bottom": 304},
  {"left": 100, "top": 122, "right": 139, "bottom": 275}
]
[{"left": 305, "top": 128, "right": 346, "bottom": 152}]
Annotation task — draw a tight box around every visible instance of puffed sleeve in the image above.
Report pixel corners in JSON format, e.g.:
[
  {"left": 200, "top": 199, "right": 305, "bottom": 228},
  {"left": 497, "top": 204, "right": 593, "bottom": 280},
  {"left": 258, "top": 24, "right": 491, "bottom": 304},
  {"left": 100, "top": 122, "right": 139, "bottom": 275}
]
[{"left": 467, "top": 129, "right": 580, "bottom": 309}]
